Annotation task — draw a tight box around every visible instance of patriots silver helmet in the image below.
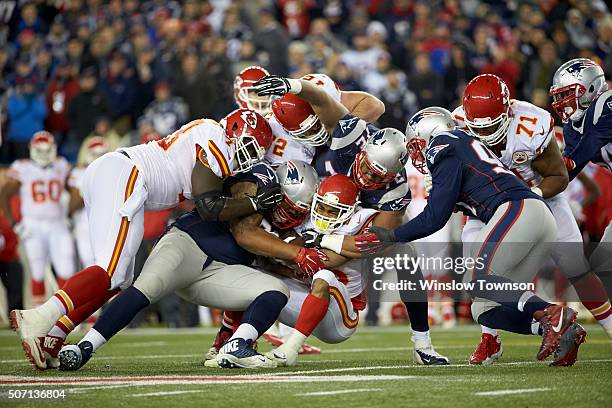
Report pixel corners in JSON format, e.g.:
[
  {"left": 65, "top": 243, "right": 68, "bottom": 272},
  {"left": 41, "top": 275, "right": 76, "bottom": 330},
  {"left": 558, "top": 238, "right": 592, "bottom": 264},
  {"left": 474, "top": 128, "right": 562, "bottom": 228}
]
[
  {"left": 549, "top": 58, "right": 607, "bottom": 122},
  {"left": 353, "top": 128, "right": 408, "bottom": 190},
  {"left": 405, "top": 107, "right": 455, "bottom": 174},
  {"left": 272, "top": 160, "right": 319, "bottom": 230}
]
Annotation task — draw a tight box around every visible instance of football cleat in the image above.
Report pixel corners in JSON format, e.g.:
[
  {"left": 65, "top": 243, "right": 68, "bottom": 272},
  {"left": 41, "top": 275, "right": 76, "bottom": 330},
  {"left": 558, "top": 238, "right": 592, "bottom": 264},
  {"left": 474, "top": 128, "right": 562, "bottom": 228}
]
[
  {"left": 413, "top": 337, "right": 450, "bottom": 365},
  {"left": 216, "top": 338, "right": 277, "bottom": 369},
  {"left": 535, "top": 305, "right": 577, "bottom": 361},
  {"left": 205, "top": 327, "right": 232, "bottom": 361},
  {"left": 550, "top": 323, "right": 587, "bottom": 367},
  {"left": 469, "top": 333, "right": 503, "bottom": 365},
  {"left": 58, "top": 341, "right": 94, "bottom": 371},
  {"left": 262, "top": 333, "right": 321, "bottom": 355},
  {"left": 10, "top": 310, "right": 49, "bottom": 370},
  {"left": 265, "top": 345, "right": 298, "bottom": 367},
  {"left": 40, "top": 335, "right": 64, "bottom": 369}
]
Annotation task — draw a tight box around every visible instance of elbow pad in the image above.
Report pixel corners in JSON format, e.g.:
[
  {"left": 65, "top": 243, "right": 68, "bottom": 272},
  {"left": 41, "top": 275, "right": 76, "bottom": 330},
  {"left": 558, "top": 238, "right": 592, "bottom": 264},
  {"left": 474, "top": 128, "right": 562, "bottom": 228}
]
[{"left": 194, "top": 191, "right": 227, "bottom": 221}]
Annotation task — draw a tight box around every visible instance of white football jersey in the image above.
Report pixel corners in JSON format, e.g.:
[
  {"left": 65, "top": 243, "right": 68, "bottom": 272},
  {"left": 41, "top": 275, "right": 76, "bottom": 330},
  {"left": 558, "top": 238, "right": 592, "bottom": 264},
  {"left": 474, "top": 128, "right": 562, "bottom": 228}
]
[
  {"left": 67, "top": 166, "right": 87, "bottom": 230},
  {"left": 122, "top": 119, "right": 235, "bottom": 210},
  {"left": 296, "top": 207, "right": 377, "bottom": 304},
  {"left": 8, "top": 158, "right": 71, "bottom": 221},
  {"left": 264, "top": 74, "right": 342, "bottom": 167},
  {"left": 453, "top": 100, "right": 554, "bottom": 187}
]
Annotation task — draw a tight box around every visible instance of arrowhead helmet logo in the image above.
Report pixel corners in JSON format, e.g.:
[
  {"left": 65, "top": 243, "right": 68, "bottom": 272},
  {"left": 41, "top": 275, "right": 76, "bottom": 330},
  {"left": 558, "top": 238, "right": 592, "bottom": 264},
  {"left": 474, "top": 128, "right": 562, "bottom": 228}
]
[{"left": 240, "top": 110, "right": 258, "bottom": 128}]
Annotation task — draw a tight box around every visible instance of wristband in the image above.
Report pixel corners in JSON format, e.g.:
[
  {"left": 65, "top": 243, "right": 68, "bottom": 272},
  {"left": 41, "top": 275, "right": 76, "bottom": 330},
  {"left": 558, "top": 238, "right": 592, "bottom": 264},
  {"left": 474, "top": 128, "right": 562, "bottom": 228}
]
[
  {"left": 531, "top": 187, "right": 543, "bottom": 197},
  {"left": 287, "top": 78, "right": 302, "bottom": 94},
  {"left": 320, "top": 234, "right": 344, "bottom": 254}
]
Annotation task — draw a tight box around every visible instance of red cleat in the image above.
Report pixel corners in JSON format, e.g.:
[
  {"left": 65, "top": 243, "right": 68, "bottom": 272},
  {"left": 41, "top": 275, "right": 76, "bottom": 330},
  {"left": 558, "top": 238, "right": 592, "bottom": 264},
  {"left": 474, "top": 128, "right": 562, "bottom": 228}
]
[
  {"left": 262, "top": 333, "right": 321, "bottom": 354},
  {"left": 535, "top": 304, "right": 577, "bottom": 361},
  {"left": 469, "top": 333, "right": 503, "bottom": 365},
  {"left": 39, "top": 335, "right": 64, "bottom": 369},
  {"left": 550, "top": 323, "right": 587, "bottom": 367}
]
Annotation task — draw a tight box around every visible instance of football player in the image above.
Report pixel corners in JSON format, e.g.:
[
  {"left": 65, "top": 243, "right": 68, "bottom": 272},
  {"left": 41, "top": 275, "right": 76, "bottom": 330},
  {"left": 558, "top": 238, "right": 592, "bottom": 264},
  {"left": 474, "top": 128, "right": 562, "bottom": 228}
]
[
  {"left": 0, "top": 132, "right": 76, "bottom": 305},
  {"left": 58, "top": 159, "right": 326, "bottom": 370},
  {"left": 549, "top": 58, "right": 612, "bottom": 305},
  {"left": 354, "top": 107, "right": 586, "bottom": 366},
  {"left": 454, "top": 74, "right": 611, "bottom": 364},
  {"left": 254, "top": 75, "right": 449, "bottom": 365},
  {"left": 10, "top": 109, "right": 282, "bottom": 370}
]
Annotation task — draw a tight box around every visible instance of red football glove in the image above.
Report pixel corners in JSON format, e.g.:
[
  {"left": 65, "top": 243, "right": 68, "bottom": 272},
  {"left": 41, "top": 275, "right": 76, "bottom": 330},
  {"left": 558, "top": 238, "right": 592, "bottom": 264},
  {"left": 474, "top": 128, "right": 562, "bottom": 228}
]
[
  {"left": 354, "top": 226, "right": 395, "bottom": 254},
  {"left": 294, "top": 247, "right": 328, "bottom": 277},
  {"left": 563, "top": 156, "right": 576, "bottom": 171}
]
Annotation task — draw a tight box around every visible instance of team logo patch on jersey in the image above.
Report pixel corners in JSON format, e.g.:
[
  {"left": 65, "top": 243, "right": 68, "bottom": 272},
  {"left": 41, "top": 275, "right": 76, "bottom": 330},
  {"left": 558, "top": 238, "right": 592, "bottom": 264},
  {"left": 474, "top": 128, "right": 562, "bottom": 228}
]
[
  {"left": 339, "top": 116, "right": 359, "bottom": 134},
  {"left": 512, "top": 151, "right": 529, "bottom": 164},
  {"left": 253, "top": 172, "right": 272, "bottom": 184},
  {"left": 426, "top": 144, "right": 449, "bottom": 164}
]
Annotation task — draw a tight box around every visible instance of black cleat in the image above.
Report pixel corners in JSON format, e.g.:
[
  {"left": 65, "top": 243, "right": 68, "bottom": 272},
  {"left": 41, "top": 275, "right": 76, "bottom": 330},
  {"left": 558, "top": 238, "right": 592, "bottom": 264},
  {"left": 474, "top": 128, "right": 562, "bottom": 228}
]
[{"left": 58, "top": 341, "right": 94, "bottom": 371}]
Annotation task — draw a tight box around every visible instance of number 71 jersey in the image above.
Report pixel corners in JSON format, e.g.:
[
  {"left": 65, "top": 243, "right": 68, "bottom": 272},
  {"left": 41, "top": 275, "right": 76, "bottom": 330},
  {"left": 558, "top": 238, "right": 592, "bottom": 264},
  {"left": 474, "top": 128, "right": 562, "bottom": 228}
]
[
  {"left": 7, "top": 158, "right": 71, "bottom": 221},
  {"left": 453, "top": 100, "right": 554, "bottom": 187}
]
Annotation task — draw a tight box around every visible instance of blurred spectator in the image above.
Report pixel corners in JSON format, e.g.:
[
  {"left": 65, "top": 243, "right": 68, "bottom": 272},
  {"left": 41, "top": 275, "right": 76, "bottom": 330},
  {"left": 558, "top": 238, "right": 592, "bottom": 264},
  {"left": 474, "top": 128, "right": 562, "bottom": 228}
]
[
  {"left": 76, "top": 117, "right": 122, "bottom": 166},
  {"left": 139, "top": 81, "right": 189, "bottom": 137},
  {"left": 45, "top": 61, "right": 80, "bottom": 139},
  {"left": 15, "top": 2, "right": 46, "bottom": 35},
  {"left": 288, "top": 41, "right": 309, "bottom": 77},
  {"left": 408, "top": 52, "right": 443, "bottom": 108},
  {"left": 278, "top": 0, "right": 315, "bottom": 39},
  {"left": 330, "top": 62, "right": 362, "bottom": 91},
  {"left": 6, "top": 74, "right": 47, "bottom": 159},
  {"left": 480, "top": 46, "right": 521, "bottom": 98},
  {"left": 340, "top": 34, "right": 385, "bottom": 81},
  {"left": 565, "top": 9, "right": 596, "bottom": 50},
  {"left": 254, "top": 8, "right": 289, "bottom": 76},
  {"left": 362, "top": 53, "right": 392, "bottom": 96},
  {"left": 99, "top": 51, "right": 137, "bottom": 134},
  {"left": 377, "top": 70, "right": 419, "bottom": 131},
  {"left": 443, "top": 45, "right": 477, "bottom": 107},
  {"left": 594, "top": 16, "right": 612, "bottom": 60},
  {"left": 68, "top": 66, "right": 111, "bottom": 142},
  {"left": 523, "top": 41, "right": 561, "bottom": 100},
  {"left": 173, "top": 53, "right": 215, "bottom": 120}
]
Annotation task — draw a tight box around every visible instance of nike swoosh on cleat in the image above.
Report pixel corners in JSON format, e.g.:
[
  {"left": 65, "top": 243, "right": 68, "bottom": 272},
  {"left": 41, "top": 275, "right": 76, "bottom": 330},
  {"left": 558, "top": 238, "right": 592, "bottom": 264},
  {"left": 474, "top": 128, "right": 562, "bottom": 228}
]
[{"left": 552, "top": 309, "right": 564, "bottom": 332}]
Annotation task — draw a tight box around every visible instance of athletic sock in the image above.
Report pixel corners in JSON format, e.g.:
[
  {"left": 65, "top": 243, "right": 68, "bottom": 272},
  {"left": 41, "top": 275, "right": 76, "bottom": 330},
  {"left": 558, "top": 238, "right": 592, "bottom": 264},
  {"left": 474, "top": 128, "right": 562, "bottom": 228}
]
[
  {"left": 93, "top": 286, "right": 150, "bottom": 342},
  {"left": 571, "top": 272, "right": 612, "bottom": 324},
  {"left": 519, "top": 291, "right": 551, "bottom": 317},
  {"left": 223, "top": 311, "right": 244, "bottom": 332},
  {"left": 397, "top": 266, "right": 430, "bottom": 332},
  {"left": 294, "top": 294, "right": 330, "bottom": 337},
  {"left": 230, "top": 323, "right": 259, "bottom": 343},
  {"left": 240, "top": 291, "right": 288, "bottom": 336},
  {"left": 477, "top": 306, "right": 533, "bottom": 335},
  {"left": 284, "top": 330, "right": 307, "bottom": 352},
  {"left": 79, "top": 328, "right": 107, "bottom": 352},
  {"left": 412, "top": 330, "right": 430, "bottom": 342},
  {"left": 481, "top": 326, "right": 498, "bottom": 336}
]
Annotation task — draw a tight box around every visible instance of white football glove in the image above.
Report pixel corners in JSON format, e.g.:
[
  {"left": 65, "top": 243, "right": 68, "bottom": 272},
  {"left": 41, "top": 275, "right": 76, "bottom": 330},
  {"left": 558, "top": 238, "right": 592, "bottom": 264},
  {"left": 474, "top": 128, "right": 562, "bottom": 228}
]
[
  {"left": 424, "top": 173, "right": 433, "bottom": 194},
  {"left": 14, "top": 222, "right": 30, "bottom": 240}
]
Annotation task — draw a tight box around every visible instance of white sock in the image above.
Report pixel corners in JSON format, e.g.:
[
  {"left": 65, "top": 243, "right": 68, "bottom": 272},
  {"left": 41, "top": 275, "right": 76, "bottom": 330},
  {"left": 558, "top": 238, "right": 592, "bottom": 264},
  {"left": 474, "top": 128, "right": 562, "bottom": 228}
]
[
  {"left": 412, "top": 330, "right": 430, "bottom": 342},
  {"left": 79, "top": 328, "right": 107, "bottom": 352},
  {"left": 481, "top": 326, "right": 498, "bottom": 336},
  {"left": 531, "top": 321, "right": 541, "bottom": 336},
  {"left": 230, "top": 323, "right": 259, "bottom": 343},
  {"left": 47, "top": 326, "right": 68, "bottom": 340},
  {"left": 283, "top": 330, "right": 307, "bottom": 352},
  {"left": 36, "top": 297, "right": 67, "bottom": 325}
]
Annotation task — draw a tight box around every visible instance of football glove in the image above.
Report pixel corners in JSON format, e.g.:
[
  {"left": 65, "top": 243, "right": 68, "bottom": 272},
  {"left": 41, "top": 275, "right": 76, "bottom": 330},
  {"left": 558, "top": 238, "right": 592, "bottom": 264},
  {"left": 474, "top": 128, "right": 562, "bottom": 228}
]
[
  {"left": 302, "top": 230, "right": 323, "bottom": 248},
  {"left": 294, "top": 247, "right": 328, "bottom": 277},
  {"left": 354, "top": 226, "right": 396, "bottom": 254},
  {"left": 253, "top": 75, "right": 301, "bottom": 97},
  {"left": 249, "top": 182, "right": 283, "bottom": 211}
]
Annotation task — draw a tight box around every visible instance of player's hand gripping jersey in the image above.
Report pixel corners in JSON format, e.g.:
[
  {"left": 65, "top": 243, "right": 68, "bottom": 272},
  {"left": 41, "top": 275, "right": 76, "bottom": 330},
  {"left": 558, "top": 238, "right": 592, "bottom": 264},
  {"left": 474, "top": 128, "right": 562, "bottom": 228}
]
[{"left": 122, "top": 119, "right": 236, "bottom": 210}]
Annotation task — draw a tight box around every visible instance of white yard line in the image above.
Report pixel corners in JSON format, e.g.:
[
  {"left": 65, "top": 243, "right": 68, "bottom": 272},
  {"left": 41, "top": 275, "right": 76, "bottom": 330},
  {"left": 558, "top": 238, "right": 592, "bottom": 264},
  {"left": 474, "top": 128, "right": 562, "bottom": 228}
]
[
  {"left": 295, "top": 388, "right": 382, "bottom": 397},
  {"left": 475, "top": 388, "right": 550, "bottom": 396}
]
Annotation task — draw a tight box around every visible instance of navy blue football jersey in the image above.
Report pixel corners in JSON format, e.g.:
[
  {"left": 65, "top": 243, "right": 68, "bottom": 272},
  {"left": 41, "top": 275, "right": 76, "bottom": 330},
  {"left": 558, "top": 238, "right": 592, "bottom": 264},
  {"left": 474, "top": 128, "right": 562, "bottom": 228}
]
[
  {"left": 394, "top": 129, "right": 542, "bottom": 242},
  {"left": 563, "top": 89, "right": 612, "bottom": 180},
  {"left": 313, "top": 114, "right": 412, "bottom": 212},
  {"left": 172, "top": 163, "right": 277, "bottom": 265}
]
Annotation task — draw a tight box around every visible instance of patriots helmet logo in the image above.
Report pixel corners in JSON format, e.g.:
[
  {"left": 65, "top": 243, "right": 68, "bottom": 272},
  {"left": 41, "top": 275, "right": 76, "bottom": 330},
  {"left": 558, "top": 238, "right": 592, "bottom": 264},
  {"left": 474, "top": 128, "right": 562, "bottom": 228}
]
[
  {"left": 566, "top": 60, "right": 598, "bottom": 77},
  {"left": 339, "top": 116, "right": 359, "bottom": 134},
  {"left": 426, "top": 144, "right": 449, "bottom": 164},
  {"left": 370, "top": 130, "right": 386, "bottom": 145},
  {"left": 284, "top": 160, "right": 302, "bottom": 184},
  {"left": 409, "top": 110, "right": 446, "bottom": 128}
]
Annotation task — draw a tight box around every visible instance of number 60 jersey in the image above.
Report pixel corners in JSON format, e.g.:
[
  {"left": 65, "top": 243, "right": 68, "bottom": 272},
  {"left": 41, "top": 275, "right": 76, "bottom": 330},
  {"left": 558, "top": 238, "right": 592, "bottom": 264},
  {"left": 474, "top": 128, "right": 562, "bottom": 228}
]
[{"left": 452, "top": 100, "right": 554, "bottom": 187}]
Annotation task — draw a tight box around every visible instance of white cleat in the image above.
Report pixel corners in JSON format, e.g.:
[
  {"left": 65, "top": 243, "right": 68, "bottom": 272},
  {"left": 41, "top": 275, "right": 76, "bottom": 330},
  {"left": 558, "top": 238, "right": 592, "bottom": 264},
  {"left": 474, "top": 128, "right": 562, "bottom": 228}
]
[
  {"left": 9, "top": 310, "right": 49, "bottom": 370},
  {"left": 413, "top": 337, "right": 450, "bottom": 365},
  {"left": 265, "top": 345, "right": 298, "bottom": 367},
  {"left": 215, "top": 338, "right": 277, "bottom": 369}
]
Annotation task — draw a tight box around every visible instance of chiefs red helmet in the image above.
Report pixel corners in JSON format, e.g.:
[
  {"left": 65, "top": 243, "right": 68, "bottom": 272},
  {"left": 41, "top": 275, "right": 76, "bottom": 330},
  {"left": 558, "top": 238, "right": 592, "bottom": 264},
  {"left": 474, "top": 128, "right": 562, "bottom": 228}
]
[
  {"left": 311, "top": 174, "right": 359, "bottom": 233},
  {"left": 271, "top": 93, "right": 329, "bottom": 146},
  {"left": 221, "top": 108, "right": 273, "bottom": 174},
  {"left": 82, "top": 136, "right": 109, "bottom": 165},
  {"left": 30, "top": 131, "right": 57, "bottom": 167},
  {"left": 462, "top": 74, "right": 512, "bottom": 146},
  {"left": 234, "top": 66, "right": 273, "bottom": 116}
]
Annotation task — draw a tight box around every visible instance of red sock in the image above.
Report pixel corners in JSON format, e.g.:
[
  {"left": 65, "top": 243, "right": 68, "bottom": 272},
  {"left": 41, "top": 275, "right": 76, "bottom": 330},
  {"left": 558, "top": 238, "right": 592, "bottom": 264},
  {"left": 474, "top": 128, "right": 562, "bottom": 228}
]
[
  {"left": 573, "top": 272, "right": 612, "bottom": 321},
  {"left": 56, "top": 278, "right": 67, "bottom": 288},
  {"left": 56, "top": 288, "right": 120, "bottom": 334},
  {"left": 294, "top": 294, "right": 330, "bottom": 336},
  {"left": 53, "top": 265, "right": 110, "bottom": 314},
  {"left": 223, "top": 311, "right": 244, "bottom": 332},
  {"left": 31, "top": 279, "right": 45, "bottom": 297}
]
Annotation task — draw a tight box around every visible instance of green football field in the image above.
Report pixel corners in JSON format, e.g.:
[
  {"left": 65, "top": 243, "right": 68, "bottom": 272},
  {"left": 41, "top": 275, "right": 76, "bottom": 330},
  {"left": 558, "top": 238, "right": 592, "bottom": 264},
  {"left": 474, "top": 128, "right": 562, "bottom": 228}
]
[{"left": 1, "top": 324, "right": 611, "bottom": 408}]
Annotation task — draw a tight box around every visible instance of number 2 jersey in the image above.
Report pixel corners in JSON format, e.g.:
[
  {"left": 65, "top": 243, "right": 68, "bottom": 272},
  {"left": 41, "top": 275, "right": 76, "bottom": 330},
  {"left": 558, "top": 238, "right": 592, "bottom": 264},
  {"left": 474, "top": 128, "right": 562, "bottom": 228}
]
[
  {"left": 563, "top": 89, "right": 612, "bottom": 180},
  {"left": 394, "top": 129, "right": 542, "bottom": 242},
  {"left": 122, "top": 119, "right": 235, "bottom": 211},
  {"left": 8, "top": 158, "right": 71, "bottom": 222},
  {"left": 452, "top": 100, "right": 554, "bottom": 187}
]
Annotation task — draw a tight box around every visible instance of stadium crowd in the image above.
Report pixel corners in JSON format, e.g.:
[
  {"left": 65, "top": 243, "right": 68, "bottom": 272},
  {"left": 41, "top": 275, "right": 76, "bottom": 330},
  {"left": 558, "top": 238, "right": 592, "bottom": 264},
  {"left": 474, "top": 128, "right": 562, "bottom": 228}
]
[{"left": 0, "top": 0, "right": 611, "bottom": 327}]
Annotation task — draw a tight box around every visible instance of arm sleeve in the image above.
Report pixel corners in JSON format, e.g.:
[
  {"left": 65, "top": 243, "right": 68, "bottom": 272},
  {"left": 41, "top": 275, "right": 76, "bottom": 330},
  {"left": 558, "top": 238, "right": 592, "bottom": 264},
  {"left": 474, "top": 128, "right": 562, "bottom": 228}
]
[
  {"left": 566, "top": 112, "right": 612, "bottom": 180},
  {"left": 393, "top": 155, "right": 462, "bottom": 242}
]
